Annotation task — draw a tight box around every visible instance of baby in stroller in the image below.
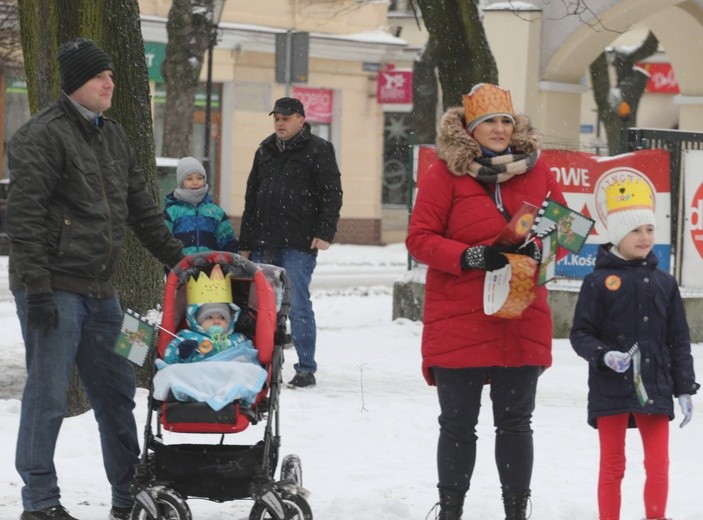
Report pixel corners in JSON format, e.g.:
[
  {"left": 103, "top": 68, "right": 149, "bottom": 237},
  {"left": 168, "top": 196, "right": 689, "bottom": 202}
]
[
  {"left": 153, "top": 263, "right": 268, "bottom": 411},
  {"left": 131, "top": 252, "right": 312, "bottom": 520}
]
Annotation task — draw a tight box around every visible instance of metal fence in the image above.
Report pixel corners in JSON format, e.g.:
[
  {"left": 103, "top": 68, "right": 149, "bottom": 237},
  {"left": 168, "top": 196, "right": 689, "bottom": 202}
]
[{"left": 624, "top": 127, "right": 703, "bottom": 282}]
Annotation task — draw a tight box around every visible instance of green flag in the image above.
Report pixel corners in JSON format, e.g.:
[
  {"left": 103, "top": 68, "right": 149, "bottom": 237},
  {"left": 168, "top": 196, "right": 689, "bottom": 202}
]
[
  {"left": 537, "top": 226, "right": 558, "bottom": 286},
  {"left": 533, "top": 199, "right": 594, "bottom": 254},
  {"left": 114, "top": 309, "right": 156, "bottom": 367}
]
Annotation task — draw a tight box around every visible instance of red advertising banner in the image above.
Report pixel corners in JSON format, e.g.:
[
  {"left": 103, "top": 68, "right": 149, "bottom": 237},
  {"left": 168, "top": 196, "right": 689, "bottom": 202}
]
[
  {"left": 377, "top": 67, "right": 413, "bottom": 105},
  {"left": 292, "top": 87, "right": 333, "bottom": 123},
  {"left": 637, "top": 62, "right": 680, "bottom": 94},
  {"left": 542, "top": 149, "right": 671, "bottom": 277}
]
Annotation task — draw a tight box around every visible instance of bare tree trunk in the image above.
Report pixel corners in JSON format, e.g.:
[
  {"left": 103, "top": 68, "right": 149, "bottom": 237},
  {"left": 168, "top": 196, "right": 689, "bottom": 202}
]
[
  {"left": 104, "top": 0, "right": 167, "bottom": 392},
  {"left": 409, "top": 38, "right": 439, "bottom": 145},
  {"left": 590, "top": 31, "right": 658, "bottom": 155},
  {"left": 161, "top": 0, "right": 212, "bottom": 158},
  {"left": 17, "top": 0, "right": 59, "bottom": 111},
  {"left": 414, "top": 0, "right": 498, "bottom": 110}
]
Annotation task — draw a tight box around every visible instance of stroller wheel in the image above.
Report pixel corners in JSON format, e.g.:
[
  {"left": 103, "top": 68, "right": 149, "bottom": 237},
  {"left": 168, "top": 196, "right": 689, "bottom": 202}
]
[
  {"left": 249, "top": 494, "right": 313, "bottom": 520},
  {"left": 280, "top": 454, "right": 303, "bottom": 486},
  {"left": 130, "top": 488, "right": 192, "bottom": 520}
]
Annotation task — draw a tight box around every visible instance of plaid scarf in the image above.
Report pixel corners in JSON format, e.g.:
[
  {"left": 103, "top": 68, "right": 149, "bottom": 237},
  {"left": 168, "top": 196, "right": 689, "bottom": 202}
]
[{"left": 467, "top": 150, "right": 540, "bottom": 184}]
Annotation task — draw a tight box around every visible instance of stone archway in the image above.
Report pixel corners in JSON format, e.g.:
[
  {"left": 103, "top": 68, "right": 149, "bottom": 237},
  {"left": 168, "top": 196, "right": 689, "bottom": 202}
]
[{"left": 483, "top": 0, "right": 703, "bottom": 143}]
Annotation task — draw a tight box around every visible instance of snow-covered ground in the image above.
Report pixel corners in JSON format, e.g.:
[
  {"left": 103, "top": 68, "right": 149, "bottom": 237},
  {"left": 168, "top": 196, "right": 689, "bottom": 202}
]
[{"left": 1, "top": 245, "right": 703, "bottom": 519}]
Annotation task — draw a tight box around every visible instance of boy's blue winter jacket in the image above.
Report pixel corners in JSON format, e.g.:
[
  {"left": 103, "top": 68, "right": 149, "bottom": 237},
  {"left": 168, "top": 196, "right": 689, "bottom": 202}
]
[
  {"left": 571, "top": 244, "right": 699, "bottom": 428},
  {"left": 164, "top": 192, "right": 239, "bottom": 255}
]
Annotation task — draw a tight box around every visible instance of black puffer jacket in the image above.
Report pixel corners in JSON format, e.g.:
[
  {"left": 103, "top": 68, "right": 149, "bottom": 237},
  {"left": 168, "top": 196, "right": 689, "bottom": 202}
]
[
  {"left": 571, "top": 245, "right": 699, "bottom": 428},
  {"left": 6, "top": 93, "right": 183, "bottom": 298},
  {"left": 239, "top": 124, "right": 342, "bottom": 254}
]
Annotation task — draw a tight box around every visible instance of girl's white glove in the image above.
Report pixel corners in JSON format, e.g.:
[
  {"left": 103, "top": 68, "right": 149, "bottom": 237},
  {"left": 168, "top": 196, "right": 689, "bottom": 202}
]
[
  {"left": 678, "top": 394, "right": 693, "bottom": 428},
  {"left": 603, "top": 351, "right": 632, "bottom": 373}
]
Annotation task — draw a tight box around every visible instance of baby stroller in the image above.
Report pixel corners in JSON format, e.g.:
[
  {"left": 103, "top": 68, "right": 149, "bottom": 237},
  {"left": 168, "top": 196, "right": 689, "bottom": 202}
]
[{"left": 130, "top": 251, "right": 313, "bottom": 520}]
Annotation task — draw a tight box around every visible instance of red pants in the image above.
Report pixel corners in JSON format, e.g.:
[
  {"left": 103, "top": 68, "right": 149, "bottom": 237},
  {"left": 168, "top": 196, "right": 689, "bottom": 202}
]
[{"left": 597, "top": 413, "right": 669, "bottom": 520}]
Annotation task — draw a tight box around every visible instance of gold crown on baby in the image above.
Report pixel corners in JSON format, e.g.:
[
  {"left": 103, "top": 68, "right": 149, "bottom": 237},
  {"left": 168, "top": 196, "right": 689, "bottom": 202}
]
[
  {"left": 186, "top": 264, "right": 232, "bottom": 305},
  {"left": 462, "top": 84, "right": 514, "bottom": 125},
  {"left": 605, "top": 178, "right": 654, "bottom": 214}
]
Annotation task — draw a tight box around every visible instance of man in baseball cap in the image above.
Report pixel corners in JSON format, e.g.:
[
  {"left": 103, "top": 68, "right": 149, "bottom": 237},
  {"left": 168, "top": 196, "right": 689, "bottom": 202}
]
[
  {"left": 240, "top": 94, "right": 342, "bottom": 390},
  {"left": 269, "top": 97, "right": 306, "bottom": 117}
]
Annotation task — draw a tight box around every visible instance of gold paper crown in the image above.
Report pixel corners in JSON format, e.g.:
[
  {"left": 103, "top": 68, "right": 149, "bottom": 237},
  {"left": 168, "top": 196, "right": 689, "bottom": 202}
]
[
  {"left": 605, "top": 178, "right": 654, "bottom": 214},
  {"left": 186, "top": 264, "right": 232, "bottom": 305},
  {"left": 462, "top": 84, "right": 514, "bottom": 126}
]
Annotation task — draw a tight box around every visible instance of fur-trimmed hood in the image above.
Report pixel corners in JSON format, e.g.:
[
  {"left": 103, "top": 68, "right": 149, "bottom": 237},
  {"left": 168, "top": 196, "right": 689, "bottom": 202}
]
[{"left": 436, "top": 107, "right": 542, "bottom": 177}]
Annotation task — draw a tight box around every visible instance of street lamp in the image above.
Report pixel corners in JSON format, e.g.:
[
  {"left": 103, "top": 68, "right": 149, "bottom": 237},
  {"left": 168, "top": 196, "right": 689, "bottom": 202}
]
[{"left": 203, "top": 0, "right": 227, "bottom": 196}]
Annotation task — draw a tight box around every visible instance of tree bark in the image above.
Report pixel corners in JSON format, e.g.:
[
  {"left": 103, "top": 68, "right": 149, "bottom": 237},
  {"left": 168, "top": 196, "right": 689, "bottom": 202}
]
[
  {"left": 413, "top": 0, "right": 498, "bottom": 110},
  {"left": 17, "top": 0, "right": 59, "bottom": 111},
  {"left": 409, "top": 38, "right": 438, "bottom": 145},
  {"left": 161, "top": 0, "right": 212, "bottom": 158}
]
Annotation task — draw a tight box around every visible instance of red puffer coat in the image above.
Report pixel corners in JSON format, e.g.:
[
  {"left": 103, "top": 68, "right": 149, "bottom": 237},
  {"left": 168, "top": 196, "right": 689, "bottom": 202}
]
[{"left": 406, "top": 107, "right": 567, "bottom": 385}]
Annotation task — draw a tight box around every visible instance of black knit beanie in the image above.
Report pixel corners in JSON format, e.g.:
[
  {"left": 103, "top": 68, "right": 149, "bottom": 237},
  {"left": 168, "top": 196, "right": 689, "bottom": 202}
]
[{"left": 58, "top": 38, "right": 114, "bottom": 94}]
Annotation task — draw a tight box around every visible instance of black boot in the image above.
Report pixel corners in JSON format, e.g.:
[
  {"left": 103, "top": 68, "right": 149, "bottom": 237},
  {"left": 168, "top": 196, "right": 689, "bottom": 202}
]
[
  {"left": 502, "top": 489, "right": 531, "bottom": 520},
  {"left": 437, "top": 488, "right": 465, "bottom": 520}
]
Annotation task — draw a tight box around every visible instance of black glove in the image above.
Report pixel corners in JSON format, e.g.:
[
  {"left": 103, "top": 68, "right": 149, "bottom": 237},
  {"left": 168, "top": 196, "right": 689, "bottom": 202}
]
[
  {"left": 177, "top": 339, "right": 199, "bottom": 359},
  {"left": 513, "top": 240, "right": 542, "bottom": 264},
  {"left": 461, "top": 245, "right": 510, "bottom": 271},
  {"left": 26, "top": 293, "right": 59, "bottom": 337}
]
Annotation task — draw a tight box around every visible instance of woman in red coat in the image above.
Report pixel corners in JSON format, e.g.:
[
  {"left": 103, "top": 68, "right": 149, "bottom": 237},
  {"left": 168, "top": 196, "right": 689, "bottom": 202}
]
[{"left": 406, "top": 84, "right": 566, "bottom": 520}]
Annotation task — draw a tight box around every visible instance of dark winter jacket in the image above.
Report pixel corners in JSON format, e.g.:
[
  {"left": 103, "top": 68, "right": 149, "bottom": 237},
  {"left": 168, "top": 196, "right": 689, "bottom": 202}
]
[
  {"left": 164, "top": 192, "right": 238, "bottom": 255},
  {"left": 570, "top": 245, "right": 699, "bottom": 428},
  {"left": 405, "top": 107, "right": 567, "bottom": 385},
  {"left": 6, "top": 93, "right": 184, "bottom": 298},
  {"left": 239, "top": 123, "right": 343, "bottom": 254}
]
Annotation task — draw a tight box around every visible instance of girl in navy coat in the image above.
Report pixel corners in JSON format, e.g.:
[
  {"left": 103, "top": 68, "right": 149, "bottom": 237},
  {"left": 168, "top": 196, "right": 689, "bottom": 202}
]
[{"left": 571, "top": 177, "right": 699, "bottom": 520}]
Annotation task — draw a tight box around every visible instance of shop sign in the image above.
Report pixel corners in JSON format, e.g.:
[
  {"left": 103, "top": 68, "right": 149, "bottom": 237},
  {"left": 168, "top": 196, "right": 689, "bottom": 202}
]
[
  {"left": 377, "top": 67, "right": 413, "bottom": 105},
  {"left": 637, "top": 62, "right": 679, "bottom": 94},
  {"left": 292, "top": 87, "right": 333, "bottom": 123}
]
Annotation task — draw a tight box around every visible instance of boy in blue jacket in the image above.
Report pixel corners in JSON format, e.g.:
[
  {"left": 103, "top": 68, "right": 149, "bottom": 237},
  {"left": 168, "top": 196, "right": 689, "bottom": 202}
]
[
  {"left": 571, "top": 177, "right": 699, "bottom": 520},
  {"left": 164, "top": 156, "right": 238, "bottom": 254}
]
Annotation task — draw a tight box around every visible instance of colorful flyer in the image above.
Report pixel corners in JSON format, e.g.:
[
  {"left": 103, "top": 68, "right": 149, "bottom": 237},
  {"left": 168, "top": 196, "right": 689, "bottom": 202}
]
[
  {"left": 632, "top": 347, "right": 649, "bottom": 406},
  {"left": 114, "top": 309, "right": 156, "bottom": 367},
  {"left": 492, "top": 201, "right": 540, "bottom": 247}
]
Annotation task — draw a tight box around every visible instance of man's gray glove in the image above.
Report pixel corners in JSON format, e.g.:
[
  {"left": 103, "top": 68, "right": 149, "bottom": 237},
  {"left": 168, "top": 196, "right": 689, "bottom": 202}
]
[{"left": 26, "top": 293, "right": 59, "bottom": 337}]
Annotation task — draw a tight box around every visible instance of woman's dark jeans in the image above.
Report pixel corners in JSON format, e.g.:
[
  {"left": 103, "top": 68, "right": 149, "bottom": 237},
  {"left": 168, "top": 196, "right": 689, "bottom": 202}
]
[{"left": 434, "top": 365, "right": 540, "bottom": 494}]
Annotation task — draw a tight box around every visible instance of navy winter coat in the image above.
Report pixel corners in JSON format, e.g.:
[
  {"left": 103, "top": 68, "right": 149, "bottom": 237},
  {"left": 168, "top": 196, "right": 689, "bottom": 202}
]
[
  {"left": 571, "top": 245, "right": 699, "bottom": 428},
  {"left": 239, "top": 123, "right": 342, "bottom": 254}
]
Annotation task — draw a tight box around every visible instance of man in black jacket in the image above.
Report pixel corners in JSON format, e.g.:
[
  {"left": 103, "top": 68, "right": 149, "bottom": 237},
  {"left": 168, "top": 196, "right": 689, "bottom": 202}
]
[
  {"left": 240, "top": 97, "right": 343, "bottom": 389},
  {"left": 6, "top": 39, "right": 184, "bottom": 520}
]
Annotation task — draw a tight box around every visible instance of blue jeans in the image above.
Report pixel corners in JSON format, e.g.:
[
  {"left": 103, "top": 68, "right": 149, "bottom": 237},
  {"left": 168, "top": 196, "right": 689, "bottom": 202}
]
[
  {"left": 251, "top": 248, "right": 317, "bottom": 374},
  {"left": 433, "top": 366, "right": 539, "bottom": 494},
  {"left": 13, "top": 289, "right": 139, "bottom": 511}
]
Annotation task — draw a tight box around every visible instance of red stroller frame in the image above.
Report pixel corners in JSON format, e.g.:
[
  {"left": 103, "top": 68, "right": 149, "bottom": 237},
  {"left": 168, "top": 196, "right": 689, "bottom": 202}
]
[{"left": 130, "top": 252, "right": 312, "bottom": 520}]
